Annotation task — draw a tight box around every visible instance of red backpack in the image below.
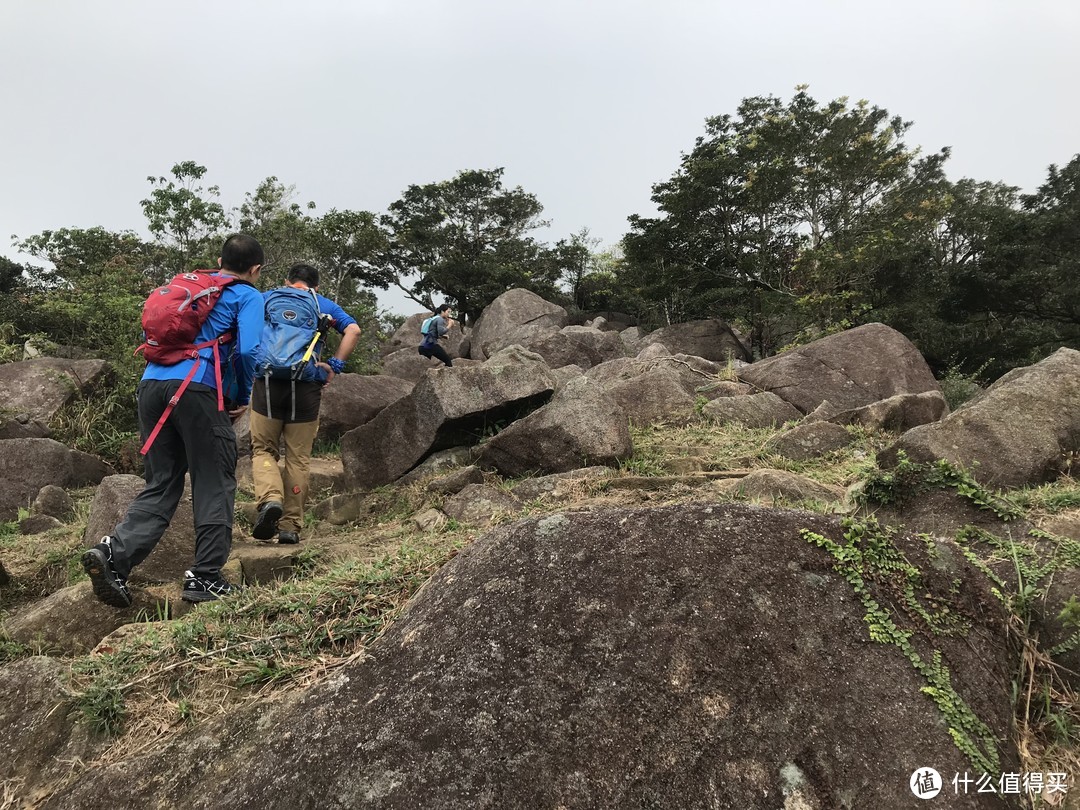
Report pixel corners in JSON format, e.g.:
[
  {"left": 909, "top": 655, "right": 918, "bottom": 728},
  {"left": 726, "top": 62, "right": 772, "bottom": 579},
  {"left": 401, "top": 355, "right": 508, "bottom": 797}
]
[{"left": 134, "top": 271, "right": 241, "bottom": 455}]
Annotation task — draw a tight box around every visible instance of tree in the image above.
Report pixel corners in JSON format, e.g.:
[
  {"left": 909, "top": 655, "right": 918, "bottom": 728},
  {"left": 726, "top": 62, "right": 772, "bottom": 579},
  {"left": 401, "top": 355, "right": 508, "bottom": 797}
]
[
  {"left": 17, "top": 227, "right": 150, "bottom": 289},
  {"left": 621, "top": 89, "right": 950, "bottom": 355},
  {"left": 0, "top": 255, "right": 25, "bottom": 291},
  {"left": 308, "top": 209, "right": 391, "bottom": 305},
  {"left": 780, "top": 92, "right": 950, "bottom": 338},
  {"left": 378, "top": 168, "right": 559, "bottom": 322},
  {"left": 940, "top": 156, "right": 1080, "bottom": 375},
  {"left": 0, "top": 255, "right": 28, "bottom": 327},
  {"left": 15, "top": 226, "right": 151, "bottom": 353},
  {"left": 236, "top": 176, "right": 316, "bottom": 285},
  {"left": 554, "top": 228, "right": 604, "bottom": 311},
  {"left": 865, "top": 178, "right": 1020, "bottom": 373},
  {"left": 141, "top": 161, "right": 228, "bottom": 280}
]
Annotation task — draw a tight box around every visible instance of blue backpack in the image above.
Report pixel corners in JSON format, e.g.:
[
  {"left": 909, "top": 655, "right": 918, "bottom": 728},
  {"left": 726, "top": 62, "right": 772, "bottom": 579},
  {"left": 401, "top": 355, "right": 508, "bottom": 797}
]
[
  {"left": 419, "top": 315, "right": 439, "bottom": 346},
  {"left": 256, "top": 288, "right": 324, "bottom": 383}
]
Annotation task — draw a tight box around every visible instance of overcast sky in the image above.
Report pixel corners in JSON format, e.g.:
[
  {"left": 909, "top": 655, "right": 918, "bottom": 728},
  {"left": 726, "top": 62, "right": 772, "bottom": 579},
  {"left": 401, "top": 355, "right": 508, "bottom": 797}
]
[{"left": 2, "top": 0, "right": 1077, "bottom": 314}]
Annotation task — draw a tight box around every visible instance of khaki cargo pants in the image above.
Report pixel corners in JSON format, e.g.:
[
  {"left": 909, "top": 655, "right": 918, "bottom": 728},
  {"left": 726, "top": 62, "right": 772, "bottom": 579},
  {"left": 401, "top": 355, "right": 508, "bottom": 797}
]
[{"left": 249, "top": 410, "right": 319, "bottom": 535}]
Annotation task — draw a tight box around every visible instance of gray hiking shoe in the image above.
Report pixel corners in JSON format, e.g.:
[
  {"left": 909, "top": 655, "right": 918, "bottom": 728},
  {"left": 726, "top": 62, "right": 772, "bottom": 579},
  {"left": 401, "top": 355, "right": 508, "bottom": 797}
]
[{"left": 81, "top": 536, "right": 132, "bottom": 608}]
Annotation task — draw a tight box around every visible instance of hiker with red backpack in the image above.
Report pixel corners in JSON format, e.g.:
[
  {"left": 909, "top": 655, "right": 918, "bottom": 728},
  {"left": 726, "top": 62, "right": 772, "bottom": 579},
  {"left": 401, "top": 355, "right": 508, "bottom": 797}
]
[
  {"left": 249, "top": 263, "right": 361, "bottom": 545},
  {"left": 82, "top": 234, "right": 267, "bottom": 607}
]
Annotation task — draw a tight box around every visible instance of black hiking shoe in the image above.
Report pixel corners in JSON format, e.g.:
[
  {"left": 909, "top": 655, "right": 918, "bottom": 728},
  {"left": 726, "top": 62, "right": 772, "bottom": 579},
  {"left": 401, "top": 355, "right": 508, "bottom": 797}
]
[
  {"left": 81, "top": 537, "right": 132, "bottom": 608},
  {"left": 252, "top": 501, "right": 283, "bottom": 540},
  {"left": 181, "top": 570, "right": 239, "bottom": 603},
  {"left": 278, "top": 530, "right": 300, "bottom": 545}
]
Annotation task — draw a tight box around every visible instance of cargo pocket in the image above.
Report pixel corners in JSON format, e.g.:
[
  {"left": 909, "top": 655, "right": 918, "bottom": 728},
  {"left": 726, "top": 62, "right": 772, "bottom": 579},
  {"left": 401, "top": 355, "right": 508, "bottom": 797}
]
[{"left": 213, "top": 424, "right": 238, "bottom": 479}]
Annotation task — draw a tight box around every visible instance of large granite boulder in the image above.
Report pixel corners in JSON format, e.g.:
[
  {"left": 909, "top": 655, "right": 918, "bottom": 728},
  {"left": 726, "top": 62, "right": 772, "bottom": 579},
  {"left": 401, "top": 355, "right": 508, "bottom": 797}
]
[
  {"left": 441, "top": 483, "right": 521, "bottom": 528},
  {"left": 0, "top": 657, "right": 96, "bottom": 801},
  {"left": 317, "top": 373, "right": 415, "bottom": 442},
  {"left": 478, "top": 377, "right": 632, "bottom": 477},
  {"left": 766, "top": 422, "right": 855, "bottom": 461},
  {"left": 0, "top": 357, "right": 113, "bottom": 425},
  {"left": 809, "top": 391, "right": 949, "bottom": 432},
  {"left": 637, "top": 319, "right": 751, "bottom": 363},
  {"left": 32, "top": 484, "right": 75, "bottom": 521},
  {"left": 83, "top": 474, "right": 196, "bottom": 584},
  {"left": 608, "top": 366, "right": 699, "bottom": 427},
  {"left": 0, "top": 438, "right": 114, "bottom": 521},
  {"left": 426, "top": 465, "right": 485, "bottom": 495},
  {"left": 4, "top": 581, "right": 163, "bottom": 655},
  {"left": 341, "top": 346, "right": 557, "bottom": 489},
  {"left": 0, "top": 412, "right": 52, "bottom": 439},
  {"left": 586, "top": 355, "right": 730, "bottom": 403},
  {"left": 509, "top": 466, "right": 614, "bottom": 502},
  {"left": 702, "top": 392, "right": 802, "bottom": 429},
  {"left": 525, "top": 326, "right": 627, "bottom": 371},
  {"left": 381, "top": 348, "right": 482, "bottom": 382},
  {"left": 44, "top": 503, "right": 1016, "bottom": 809},
  {"left": 713, "top": 469, "right": 846, "bottom": 505},
  {"left": 469, "top": 289, "right": 569, "bottom": 362},
  {"left": 737, "top": 323, "right": 941, "bottom": 415},
  {"left": 879, "top": 347, "right": 1080, "bottom": 488}
]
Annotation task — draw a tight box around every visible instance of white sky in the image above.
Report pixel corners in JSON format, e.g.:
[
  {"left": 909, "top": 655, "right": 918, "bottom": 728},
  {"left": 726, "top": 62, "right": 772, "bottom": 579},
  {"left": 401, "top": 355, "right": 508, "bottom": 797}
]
[{"left": 1, "top": 0, "right": 1077, "bottom": 314}]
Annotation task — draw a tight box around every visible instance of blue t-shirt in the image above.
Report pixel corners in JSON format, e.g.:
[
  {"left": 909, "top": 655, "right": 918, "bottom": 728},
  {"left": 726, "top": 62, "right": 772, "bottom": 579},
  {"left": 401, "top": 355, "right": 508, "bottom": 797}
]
[{"left": 141, "top": 275, "right": 265, "bottom": 406}]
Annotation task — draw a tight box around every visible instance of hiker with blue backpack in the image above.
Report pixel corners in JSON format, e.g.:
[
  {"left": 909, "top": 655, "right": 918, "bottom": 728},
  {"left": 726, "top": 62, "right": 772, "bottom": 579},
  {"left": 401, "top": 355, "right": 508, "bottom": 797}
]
[
  {"left": 249, "top": 263, "right": 361, "bottom": 545},
  {"left": 418, "top": 303, "right": 455, "bottom": 367},
  {"left": 82, "top": 234, "right": 266, "bottom": 607}
]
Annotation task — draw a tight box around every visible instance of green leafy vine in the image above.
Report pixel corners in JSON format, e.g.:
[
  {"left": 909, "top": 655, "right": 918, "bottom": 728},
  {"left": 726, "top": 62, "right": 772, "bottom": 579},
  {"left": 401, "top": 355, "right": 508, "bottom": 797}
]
[{"left": 802, "top": 518, "right": 1000, "bottom": 773}]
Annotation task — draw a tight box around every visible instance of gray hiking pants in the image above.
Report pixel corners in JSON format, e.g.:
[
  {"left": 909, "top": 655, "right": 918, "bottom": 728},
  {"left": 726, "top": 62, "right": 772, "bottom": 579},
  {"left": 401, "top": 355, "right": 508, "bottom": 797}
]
[{"left": 110, "top": 379, "right": 238, "bottom": 578}]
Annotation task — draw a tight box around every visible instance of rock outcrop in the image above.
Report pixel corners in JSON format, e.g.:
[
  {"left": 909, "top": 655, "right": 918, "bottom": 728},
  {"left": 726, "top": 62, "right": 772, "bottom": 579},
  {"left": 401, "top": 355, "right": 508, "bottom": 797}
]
[
  {"left": 44, "top": 503, "right": 1016, "bottom": 809},
  {"left": 317, "top": 373, "right": 414, "bottom": 442},
  {"left": 636, "top": 318, "right": 751, "bottom": 363},
  {"left": 341, "top": 347, "right": 557, "bottom": 489},
  {"left": 82, "top": 474, "right": 196, "bottom": 584},
  {"left": 880, "top": 347, "right": 1080, "bottom": 488},
  {"left": 478, "top": 377, "right": 632, "bottom": 477},
  {"left": 0, "top": 357, "right": 113, "bottom": 425},
  {"left": 737, "top": 323, "right": 941, "bottom": 414},
  {"left": 469, "top": 289, "right": 569, "bottom": 361},
  {"left": 0, "top": 438, "right": 114, "bottom": 521}
]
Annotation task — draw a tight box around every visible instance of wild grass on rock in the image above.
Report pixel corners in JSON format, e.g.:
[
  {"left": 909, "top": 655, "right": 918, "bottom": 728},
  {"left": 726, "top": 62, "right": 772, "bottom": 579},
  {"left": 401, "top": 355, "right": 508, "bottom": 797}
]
[{"left": 67, "top": 532, "right": 464, "bottom": 759}]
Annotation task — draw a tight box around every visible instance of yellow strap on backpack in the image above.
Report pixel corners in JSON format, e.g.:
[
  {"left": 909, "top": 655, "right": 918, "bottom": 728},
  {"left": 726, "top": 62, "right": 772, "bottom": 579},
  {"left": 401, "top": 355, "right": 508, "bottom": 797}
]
[
  {"left": 299, "top": 313, "right": 334, "bottom": 365},
  {"left": 299, "top": 329, "right": 322, "bottom": 365}
]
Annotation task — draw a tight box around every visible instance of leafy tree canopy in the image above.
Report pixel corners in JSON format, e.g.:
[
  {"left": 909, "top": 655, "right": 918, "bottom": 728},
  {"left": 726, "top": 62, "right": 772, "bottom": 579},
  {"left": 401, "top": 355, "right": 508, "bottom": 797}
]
[
  {"left": 622, "top": 88, "right": 951, "bottom": 353},
  {"left": 378, "top": 168, "right": 563, "bottom": 322},
  {"left": 140, "top": 161, "right": 228, "bottom": 280}
]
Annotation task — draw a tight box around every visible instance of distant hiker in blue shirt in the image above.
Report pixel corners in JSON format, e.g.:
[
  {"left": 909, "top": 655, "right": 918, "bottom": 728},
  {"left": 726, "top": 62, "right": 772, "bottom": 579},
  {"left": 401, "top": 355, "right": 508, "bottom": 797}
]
[
  {"left": 418, "top": 303, "right": 455, "bottom": 367},
  {"left": 83, "top": 234, "right": 266, "bottom": 607},
  {"left": 249, "top": 264, "right": 361, "bottom": 545}
]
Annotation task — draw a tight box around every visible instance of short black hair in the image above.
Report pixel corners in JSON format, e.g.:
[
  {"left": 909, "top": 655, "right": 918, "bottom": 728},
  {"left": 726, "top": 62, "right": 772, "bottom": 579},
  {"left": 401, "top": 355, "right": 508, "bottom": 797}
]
[
  {"left": 220, "top": 234, "right": 264, "bottom": 272},
  {"left": 288, "top": 264, "right": 320, "bottom": 288},
  {"left": 437, "top": 303, "right": 452, "bottom": 315}
]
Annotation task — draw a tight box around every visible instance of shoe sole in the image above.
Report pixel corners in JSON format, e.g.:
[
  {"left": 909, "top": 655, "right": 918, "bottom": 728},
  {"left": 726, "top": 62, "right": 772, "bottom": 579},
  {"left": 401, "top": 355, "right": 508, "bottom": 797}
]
[
  {"left": 278, "top": 534, "right": 300, "bottom": 545},
  {"left": 252, "top": 503, "right": 283, "bottom": 540},
  {"left": 81, "top": 548, "right": 132, "bottom": 608},
  {"left": 181, "top": 590, "right": 221, "bottom": 604}
]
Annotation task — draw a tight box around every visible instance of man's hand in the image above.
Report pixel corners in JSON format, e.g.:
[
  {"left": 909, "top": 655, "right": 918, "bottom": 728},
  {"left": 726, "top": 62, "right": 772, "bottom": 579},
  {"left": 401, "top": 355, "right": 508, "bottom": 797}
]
[
  {"left": 316, "top": 361, "right": 335, "bottom": 384},
  {"left": 228, "top": 404, "right": 248, "bottom": 421}
]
